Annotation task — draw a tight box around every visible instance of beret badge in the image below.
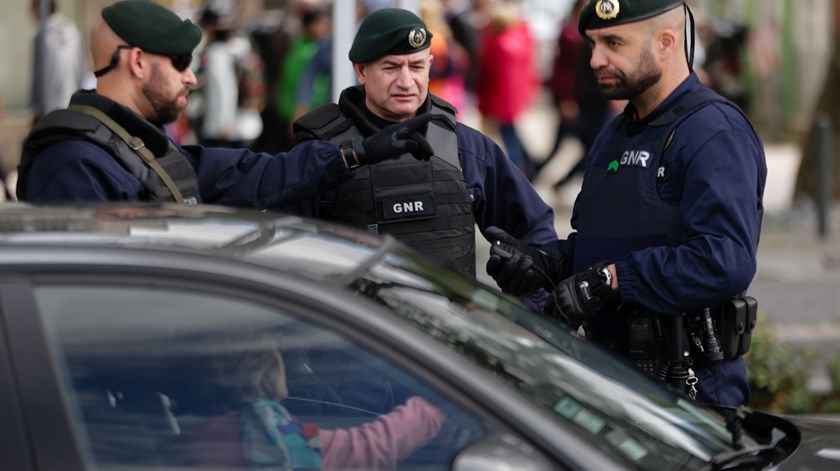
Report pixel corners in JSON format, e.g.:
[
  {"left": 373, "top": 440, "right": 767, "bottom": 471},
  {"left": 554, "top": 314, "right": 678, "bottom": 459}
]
[
  {"left": 596, "top": 0, "right": 620, "bottom": 20},
  {"left": 408, "top": 27, "right": 427, "bottom": 49}
]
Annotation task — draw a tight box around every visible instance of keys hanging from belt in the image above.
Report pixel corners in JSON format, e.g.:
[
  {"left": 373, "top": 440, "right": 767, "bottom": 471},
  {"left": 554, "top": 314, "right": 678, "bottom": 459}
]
[{"left": 686, "top": 368, "right": 698, "bottom": 400}]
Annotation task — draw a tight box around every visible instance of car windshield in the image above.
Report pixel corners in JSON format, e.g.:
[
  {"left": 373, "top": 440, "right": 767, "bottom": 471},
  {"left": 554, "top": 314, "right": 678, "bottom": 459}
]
[{"left": 337, "top": 247, "right": 757, "bottom": 469}]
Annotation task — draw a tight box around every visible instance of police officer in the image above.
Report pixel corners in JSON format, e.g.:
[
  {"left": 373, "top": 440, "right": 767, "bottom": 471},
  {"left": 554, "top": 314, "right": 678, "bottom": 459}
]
[
  {"left": 485, "top": 0, "right": 767, "bottom": 407},
  {"left": 292, "top": 8, "right": 556, "bottom": 279},
  {"left": 18, "top": 0, "right": 435, "bottom": 207}
]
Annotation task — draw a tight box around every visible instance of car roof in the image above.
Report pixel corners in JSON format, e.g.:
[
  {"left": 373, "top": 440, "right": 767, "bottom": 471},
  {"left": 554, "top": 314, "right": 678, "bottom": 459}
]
[{"left": 0, "top": 203, "right": 393, "bottom": 281}]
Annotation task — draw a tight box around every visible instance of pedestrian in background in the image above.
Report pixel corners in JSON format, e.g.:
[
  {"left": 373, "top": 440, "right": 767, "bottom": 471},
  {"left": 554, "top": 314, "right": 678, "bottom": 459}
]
[
  {"left": 30, "top": 0, "right": 88, "bottom": 123},
  {"left": 539, "top": 0, "right": 617, "bottom": 190},
  {"left": 197, "top": 7, "right": 264, "bottom": 148},
  {"left": 253, "top": 0, "right": 322, "bottom": 154},
  {"left": 485, "top": 0, "right": 766, "bottom": 407},
  {"left": 474, "top": 0, "right": 539, "bottom": 179},
  {"left": 292, "top": 8, "right": 556, "bottom": 291},
  {"left": 292, "top": 1, "right": 397, "bottom": 139},
  {"left": 442, "top": 0, "right": 479, "bottom": 95},
  {"left": 276, "top": 6, "right": 330, "bottom": 138},
  {"left": 17, "top": 0, "right": 436, "bottom": 207},
  {"left": 420, "top": 0, "right": 469, "bottom": 116}
]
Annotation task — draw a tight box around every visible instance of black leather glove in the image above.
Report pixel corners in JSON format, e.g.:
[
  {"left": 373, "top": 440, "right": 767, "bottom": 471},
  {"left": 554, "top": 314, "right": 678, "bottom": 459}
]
[
  {"left": 485, "top": 226, "right": 565, "bottom": 295},
  {"left": 348, "top": 113, "right": 436, "bottom": 165},
  {"left": 544, "top": 260, "right": 618, "bottom": 331}
]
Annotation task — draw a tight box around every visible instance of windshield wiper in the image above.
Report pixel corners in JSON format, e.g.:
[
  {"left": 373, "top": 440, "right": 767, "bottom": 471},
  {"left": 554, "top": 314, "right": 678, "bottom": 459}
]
[
  {"left": 698, "top": 406, "right": 800, "bottom": 471},
  {"left": 698, "top": 443, "right": 776, "bottom": 471}
]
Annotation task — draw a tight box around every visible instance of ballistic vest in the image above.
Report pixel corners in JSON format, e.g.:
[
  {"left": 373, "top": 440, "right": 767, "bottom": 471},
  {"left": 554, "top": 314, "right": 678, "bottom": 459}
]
[
  {"left": 575, "top": 89, "right": 740, "bottom": 339},
  {"left": 19, "top": 96, "right": 201, "bottom": 204},
  {"left": 294, "top": 88, "right": 476, "bottom": 276}
]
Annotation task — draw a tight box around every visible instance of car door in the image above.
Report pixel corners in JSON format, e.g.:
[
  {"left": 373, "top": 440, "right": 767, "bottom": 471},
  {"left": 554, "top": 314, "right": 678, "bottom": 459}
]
[
  {"left": 0, "top": 263, "right": 558, "bottom": 471},
  {"left": 0, "top": 282, "right": 36, "bottom": 471}
]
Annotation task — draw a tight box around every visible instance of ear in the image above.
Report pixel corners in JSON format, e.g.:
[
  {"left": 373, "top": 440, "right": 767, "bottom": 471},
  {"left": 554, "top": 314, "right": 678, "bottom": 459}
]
[
  {"left": 126, "top": 47, "right": 148, "bottom": 79},
  {"left": 658, "top": 28, "right": 679, "bottom": 60},
  {"left": 353, "top": 63, "right": 366, "bottom": 84}
]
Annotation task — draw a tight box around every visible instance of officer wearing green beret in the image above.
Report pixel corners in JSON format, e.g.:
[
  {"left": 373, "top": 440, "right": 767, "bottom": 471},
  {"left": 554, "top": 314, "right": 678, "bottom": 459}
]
[
  {"left": 19, "top": 0, "right": 436, "bottom": 207},
  {"left": 484, "top": 0, "right": 766, "bottom": 407},
  {"left": 293, "top": 8, "right": 557, "bottom": 284}
]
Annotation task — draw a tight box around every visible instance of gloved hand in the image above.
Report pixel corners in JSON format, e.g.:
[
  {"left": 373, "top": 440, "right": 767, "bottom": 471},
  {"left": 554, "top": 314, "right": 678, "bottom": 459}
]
[
  {"left": 485, "top": 226, "right": 565, "bottom": 295},
  {"left": 544, "top": 260, "right": 617, "bottom": 331},
  {"left": 348, "top": 113, "right": 436, "bottom": 165}
]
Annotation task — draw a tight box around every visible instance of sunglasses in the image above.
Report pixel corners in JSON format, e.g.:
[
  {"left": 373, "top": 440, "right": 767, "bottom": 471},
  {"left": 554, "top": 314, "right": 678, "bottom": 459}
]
[
  {"left": 93, "top": 45, "right": 193, "bottom": 78},
  {"left": 169, "top": 53, "right": 193, "bottom": 72}
]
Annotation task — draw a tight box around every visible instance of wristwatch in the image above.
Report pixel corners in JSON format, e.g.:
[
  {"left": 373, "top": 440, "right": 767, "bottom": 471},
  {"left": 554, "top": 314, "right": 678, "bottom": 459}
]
[
  {"left": 588, "top": 262, "right": 618, "bottom": 305},
  {"left": 598, "top": 265, "right": 613, "bottom": 289},
  {"left": 341, "top": 141, "right": 360, "bottom": 170}
]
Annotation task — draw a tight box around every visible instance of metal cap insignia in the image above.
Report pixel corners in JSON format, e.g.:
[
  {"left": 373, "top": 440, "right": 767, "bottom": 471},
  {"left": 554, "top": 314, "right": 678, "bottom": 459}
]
[
  {"left": 596, "top": 0, "right": 620, "bottom": 20},
  {"left": 408, "top": 27, "right": 427, "bottom": 49}
]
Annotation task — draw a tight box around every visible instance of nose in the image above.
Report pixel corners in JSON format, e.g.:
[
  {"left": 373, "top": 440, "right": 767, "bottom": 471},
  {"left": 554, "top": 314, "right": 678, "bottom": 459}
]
[
  {"left": 590, "top": 44, "right": 608, "bottom": 70},
  {"left": 395, "top": 64, "right": 412, "bottom": 88},
  {"left": 183, "top": 67, "right": 197, "bottom": 87}
]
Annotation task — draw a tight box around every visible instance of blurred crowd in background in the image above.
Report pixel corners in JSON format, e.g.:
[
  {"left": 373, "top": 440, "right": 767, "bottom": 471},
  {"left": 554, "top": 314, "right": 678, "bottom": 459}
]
[{"left": 1, "top": 0, "right": 782, "bottom": 200}]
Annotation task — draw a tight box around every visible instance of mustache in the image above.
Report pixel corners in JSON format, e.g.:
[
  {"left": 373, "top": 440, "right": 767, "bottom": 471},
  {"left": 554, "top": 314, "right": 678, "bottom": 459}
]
[{"left": 595, "top": 67, "right": 624, "bottom": 80}]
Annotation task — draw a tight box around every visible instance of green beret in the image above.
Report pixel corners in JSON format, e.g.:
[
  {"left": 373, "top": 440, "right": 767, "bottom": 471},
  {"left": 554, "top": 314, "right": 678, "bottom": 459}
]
[
  {"left": 102, "top": 0, "right": 202, "bottom": 56},
  {"left": 349, "top": 8, "right": 433, "bottom": 63},
  {"left": 579, "top": 0, "right": 684, "bottom": 35}
]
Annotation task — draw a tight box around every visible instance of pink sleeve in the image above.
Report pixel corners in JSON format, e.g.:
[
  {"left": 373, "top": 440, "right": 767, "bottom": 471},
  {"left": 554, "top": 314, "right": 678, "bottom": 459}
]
[{"left": 320, "top": 396, "right": 446, "bottom": 470}]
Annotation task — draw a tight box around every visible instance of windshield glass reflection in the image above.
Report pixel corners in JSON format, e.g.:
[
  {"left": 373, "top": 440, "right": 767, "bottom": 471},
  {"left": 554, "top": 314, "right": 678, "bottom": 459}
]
[{"left": 349, "top": 249, "right": 756, "bottom": 468}]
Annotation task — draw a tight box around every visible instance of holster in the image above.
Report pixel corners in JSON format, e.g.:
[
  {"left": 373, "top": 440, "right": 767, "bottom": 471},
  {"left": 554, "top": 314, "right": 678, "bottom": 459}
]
[
  {"left": 711, "top": 296, "right": 758, "bottom": 358},
  {"left": 622, "top": 310, "right": 695, "bottom": 396},
  {"left": 625, "top": 311, "right": 667, "bottom": 379}
]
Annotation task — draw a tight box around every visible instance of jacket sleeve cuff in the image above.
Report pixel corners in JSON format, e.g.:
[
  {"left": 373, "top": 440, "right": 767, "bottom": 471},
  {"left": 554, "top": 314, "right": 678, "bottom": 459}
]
[{"left": 614, "top": 258, "right": 634, "bottom": 302}]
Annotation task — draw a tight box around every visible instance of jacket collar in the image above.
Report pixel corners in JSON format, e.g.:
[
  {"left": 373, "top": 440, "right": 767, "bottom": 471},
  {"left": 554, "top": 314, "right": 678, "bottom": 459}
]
[
  {"left": 69, "top": 90, "right": 172, "bottom": 156},
  {"left": 338, "top": 85, "right": 432, "bottom": 134},
  {"left": 623, "top": 72, "right": 700, "bottom": 133}
]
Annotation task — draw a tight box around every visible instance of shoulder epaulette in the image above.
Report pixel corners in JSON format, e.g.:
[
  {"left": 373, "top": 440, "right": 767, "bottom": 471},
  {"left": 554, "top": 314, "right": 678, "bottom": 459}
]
[
  {"left": 430, "top": 94, "right": 458, "bottom": 115},
  {"left": 292, "top": 103, "right": 351, "bottom": 141}
]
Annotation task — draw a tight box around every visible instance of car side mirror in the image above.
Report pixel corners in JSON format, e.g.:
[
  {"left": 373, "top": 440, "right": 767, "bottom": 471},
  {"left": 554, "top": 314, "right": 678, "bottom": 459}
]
[{"left": 452, "top": 433, "right": 553, "bottom": 471}]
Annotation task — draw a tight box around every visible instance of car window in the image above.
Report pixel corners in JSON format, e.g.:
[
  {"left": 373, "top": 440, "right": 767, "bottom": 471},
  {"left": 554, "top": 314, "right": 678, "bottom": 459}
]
[{"left": 33, "top": 284, "right": 485, "bottom": 470}]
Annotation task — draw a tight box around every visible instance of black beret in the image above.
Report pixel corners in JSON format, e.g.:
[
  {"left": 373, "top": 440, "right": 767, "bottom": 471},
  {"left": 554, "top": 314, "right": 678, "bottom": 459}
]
[
  {"left": 349, "top": 8, "right": 433, "bottom": 63},
  {"left": 102, "top": 0, "right": 202, "bottom": 56},
  {"left": 579, "top": 0, "right": 684, "bottom": 35}
]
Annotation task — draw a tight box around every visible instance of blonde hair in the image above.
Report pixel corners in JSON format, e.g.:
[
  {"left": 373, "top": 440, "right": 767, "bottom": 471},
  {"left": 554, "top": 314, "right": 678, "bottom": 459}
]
[{"left": 212, "top": 329, "right": 286, "bottom": 402}]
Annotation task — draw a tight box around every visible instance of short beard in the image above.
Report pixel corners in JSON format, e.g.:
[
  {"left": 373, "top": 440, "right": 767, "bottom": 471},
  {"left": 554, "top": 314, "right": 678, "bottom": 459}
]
[
  {"left": 142, "top": 63, "right": 184, "bottom": 125},
  {"left": 597, "top": 47, "right": 661, "bottom": 101}
]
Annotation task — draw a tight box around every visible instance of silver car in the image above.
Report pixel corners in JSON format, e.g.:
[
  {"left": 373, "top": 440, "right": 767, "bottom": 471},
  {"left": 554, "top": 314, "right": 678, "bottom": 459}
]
[{"left": 0, "top": 203, "right": 829, "bottom": 470}]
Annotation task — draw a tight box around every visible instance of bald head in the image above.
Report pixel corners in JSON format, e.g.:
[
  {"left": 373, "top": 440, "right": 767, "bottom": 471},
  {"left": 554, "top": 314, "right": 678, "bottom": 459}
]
[
  {"left": 645, "top": 6, "right": 686, "bottom": 47},
  {"left": 91, "top": 19, "right": 123, "bottom": 73}
]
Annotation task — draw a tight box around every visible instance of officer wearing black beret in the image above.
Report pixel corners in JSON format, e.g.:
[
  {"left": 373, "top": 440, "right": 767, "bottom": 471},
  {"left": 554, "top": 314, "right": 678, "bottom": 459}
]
[
  {"left": 19, "top": 0, "right": 436, "bottom": 207},
  {"left": 485, "top": 0, "right": 767, "bottom": 407},
  {"left": 293, "top": 8, "right": 557, "bottom": 285}
]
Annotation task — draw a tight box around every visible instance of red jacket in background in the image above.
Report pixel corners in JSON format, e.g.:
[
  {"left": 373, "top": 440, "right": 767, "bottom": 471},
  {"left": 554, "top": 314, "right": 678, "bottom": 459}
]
[{"left": 476, "top": 20, "right": 538, "bottom": 125}]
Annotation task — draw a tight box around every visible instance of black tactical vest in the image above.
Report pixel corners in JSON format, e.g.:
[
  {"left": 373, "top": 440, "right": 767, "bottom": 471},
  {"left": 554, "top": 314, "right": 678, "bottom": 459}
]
[
  {"left": 294, "top": 88, "right": 476, "bottom": 276},
  {"left": 19, "top": 94, "right": 201, "bottom": 204}
]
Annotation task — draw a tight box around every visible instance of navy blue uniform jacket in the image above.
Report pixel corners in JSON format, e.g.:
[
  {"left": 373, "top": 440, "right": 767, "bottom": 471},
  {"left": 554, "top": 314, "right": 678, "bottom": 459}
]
[
  {"left": 556, "top": 73, "right": 767, "bottom": 315},
  {"left": 23, "top": 139, "right": 352, "bottom": 208}
]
